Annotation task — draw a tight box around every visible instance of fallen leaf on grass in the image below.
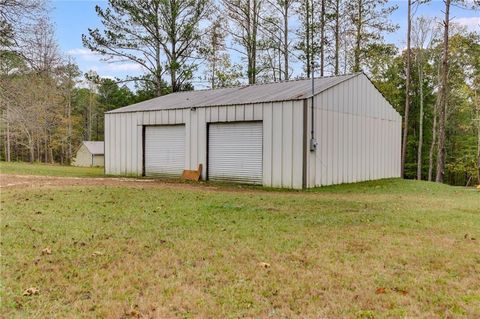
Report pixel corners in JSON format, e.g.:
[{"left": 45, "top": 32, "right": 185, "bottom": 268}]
[
  {"left": 393, "top": 287, "right": 408, "bottom": 295},
  {"left": 23, "top": 287, "right": 39, "bottom": 296},
  {"left": 73, "top": 241, "right": 87, "bottom": 247},
  {"left": 26, "top": 225, "right": 43, "bottom": 234},
  {"left": 41, "top": 247, "right": 52, "bottom": 255},
  {"left": 258, "top": 262, "right": 271, "bottom": 268},
  {"left": 375, "top": 287, "right": 386, "bottom": 294},
  {"left": 125, "top": 309, "right": 141, "bottom": 318},
  {"left": 91, "top": 251, "right": 104, "bottom": 257}
]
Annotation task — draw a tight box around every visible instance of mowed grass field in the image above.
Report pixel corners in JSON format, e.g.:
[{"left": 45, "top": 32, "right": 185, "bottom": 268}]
[
  {"left": 0, "top": 161, "right": 104, "bottom": 177},
  {"left": 1, "top": 163, "right": 479, "bottom": 318}
]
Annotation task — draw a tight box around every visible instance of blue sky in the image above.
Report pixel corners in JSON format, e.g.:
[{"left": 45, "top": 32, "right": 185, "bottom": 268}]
[{"left": 51, "top": 0, "right": 479, "bottom": 89}]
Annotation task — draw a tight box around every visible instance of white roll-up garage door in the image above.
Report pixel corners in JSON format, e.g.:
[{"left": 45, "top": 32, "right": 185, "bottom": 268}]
[
  {"left": 145, "top": 125, "right": 185, "bottom": 176},
  {"left": 208, "top": 121, "right": 263, "bottom": 184}
]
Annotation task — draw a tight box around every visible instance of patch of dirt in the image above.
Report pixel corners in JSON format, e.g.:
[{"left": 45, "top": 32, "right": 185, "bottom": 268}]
[
  {"left": 0, "top": 174, "right": 408, "bottom": 202},
  {"left": 0, "top": 174, "right": 215, "bottom": 191}
]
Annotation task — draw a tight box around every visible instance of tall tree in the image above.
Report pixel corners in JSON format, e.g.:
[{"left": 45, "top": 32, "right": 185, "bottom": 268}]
[
  {"left": 0, "top": 0, "right": 45, "bottom": 48},
  {"left": 296, "top": 0, "right": 317, "bottom": 78},
  {"left": 264, "top": 0, "right": 295, "bottom": 80},
  {"left": 331, "top": 0, "right": 341, "bottom": 75},
  {"left": 83, "top": 71, "right": 100, "bottom": 141},
  {"left": 475, "top": 81, "right": 480, "bottom": 184},
  {"left": 83, "top": 0, "right": 166, "bottom": 97},
  {"left": 412, "top": 16, "right": 439, "bottom": 180},
  {"left": 223, "top": 0, "right": 263, "bottom": 84},
  {"left": 200, "top": 16, "right": 242, "bottom": 88},
  {"left": 158, "top": 0, "right": 211, "bottom": 92},
  {"left": 401, "top": 0, "right": 412, "bottom": 177},
  {"left": 435, "top": 0, "right": 451, "bottom": 182},
  {"left": 201, "top": 18, "right": 227, "bottom": 88},
  {"left": 57, "top": 61, "right": 81, "bottom": 163},
  {"left": 347, "top": 0, "right": 397, "bottom": 73},
  {"left": 20, "top": 17, "right": 62, "bottom": 75},
  {"left": 319, "top": 0, "right": 326, "bottom": 76}
]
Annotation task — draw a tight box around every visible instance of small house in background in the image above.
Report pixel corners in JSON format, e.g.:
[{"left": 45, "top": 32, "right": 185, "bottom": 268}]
[{"left": 72, "top": 141, "right": 104, "bottom": 167}]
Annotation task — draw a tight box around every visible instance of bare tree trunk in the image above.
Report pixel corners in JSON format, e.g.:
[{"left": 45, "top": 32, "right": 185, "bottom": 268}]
[
  {"left": 427, "top": 110, "right": 437, "bottom": 181},
  {"left": 211, "top": 53, "right": 216, "bottom": 89},
  {"left": 306, "top": 0, "right": 311, "bottom": 77},
  {"left": 283, "top": 2, "right": 289, "bottom": 80},
  {"left": 49, "top": 145, "right": 53, "bottom": 164},
  {"left": 417, "top": 52, "right": 424, "bottom": 180},
  {"left": 477, "top": 129, "right": 480, "bottom": 185},
  {"left": 36, "top": 136, "right": 40, "bottom": 162},
  {"left": 67, "top": 92, "right": 72, "bottom": 162},
  {"left": 245, "top": 0, "right": 259, "bottom": 84},
  {"left": 334, "top": 0, "right": 340, "bottom": 75},
  {"left": 6, "top": 110, "right": 11, "bottom": 162},
  {"left": 170, "top": 39, "right": 178, "bottom": 91},
  {"left": 155, "top": 44, "right": 163, "bottom": 96},
  {"left": 320, "top": 0, "right": 325, "bottom": 76},
  {"left": 353, "top": 0, "right": 362, "bottom": 72},
  {"left": 436, "top": 0, "right": 451, "bottom": 183},
  {"left": 29, "top": 136, "right": 34, "bottom": 163},
  {"left": 44, "top": 129, "right": 48, "bottom": 163},
  {"left": 252, "top": 0, "right": 258, "bottom": 84},
  {"left": 475, "top": 89, "right": 480, "bottom": 184},
  {"left": 88, "top": 91, "right": 93, "bottom": 140},
  {"left": 428, "top": 53, "right": 443, "bottom": 181},
  {"left": 401, "top": 0, "right": 412, "bottom": 178},
  {"left": 277, "top": 43, "right": 282, "bottom": 81}
]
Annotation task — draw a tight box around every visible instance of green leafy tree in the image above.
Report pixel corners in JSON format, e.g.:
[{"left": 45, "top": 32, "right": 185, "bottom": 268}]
[
  {"left": 346, "top": 0, "right": 398, "bottom": 73},
  {"left": 83, "top": 0, "right": 168, "bottom": 97},
  {"left": 159, "top": 0, "right": 211, "bottom": 92}
]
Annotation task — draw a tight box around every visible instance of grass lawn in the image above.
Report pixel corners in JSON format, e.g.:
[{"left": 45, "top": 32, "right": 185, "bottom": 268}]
[
  {"left": 0, "top": 161, "right": 104, "bottom": 178},
  {"left": 1, "top": 165, "right": 479, "bottom": 318}
]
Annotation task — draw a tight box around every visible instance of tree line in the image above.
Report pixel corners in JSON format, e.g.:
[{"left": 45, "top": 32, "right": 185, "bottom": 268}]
[{"left": 0, "top": 0, "right": 479, "bottom": 186}]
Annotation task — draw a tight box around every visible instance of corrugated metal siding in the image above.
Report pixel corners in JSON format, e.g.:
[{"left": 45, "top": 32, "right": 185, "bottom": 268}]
[
  {"left": 144, "top": 125, "right": 185, "bottom": 176},
  {"left": 208, "top": 122, "right": 263, "bottom": 184},
  {"left": 105, "top": 73, "right": 400, "bottom": 188},
  {"left": 306, "top": 73, "right": 402, "bottom": 187},
  {"left": 104, "top": 112, "right": 140, "bottom": 176},
  {"left": 105, "top": 101, "right": 304, "bottom": 188}
]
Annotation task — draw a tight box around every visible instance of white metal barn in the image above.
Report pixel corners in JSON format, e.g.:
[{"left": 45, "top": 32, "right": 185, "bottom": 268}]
[
  {"left": 72, "top": 141, "right": 105, "bottom": 167},
  {"left": 104, "top": 73, "right": 401, "bottom": 189}
]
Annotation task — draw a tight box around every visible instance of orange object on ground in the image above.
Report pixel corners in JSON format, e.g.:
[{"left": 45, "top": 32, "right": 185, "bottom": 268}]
[{"left": 182, "top": 164, "right": 202, "bottom": 181}]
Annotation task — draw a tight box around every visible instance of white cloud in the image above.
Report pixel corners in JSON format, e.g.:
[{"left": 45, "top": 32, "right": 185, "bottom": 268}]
[
  {"left": 66, "top": 48, "right": 101, "bottom": 61},
  {"left": 104, "top": 63, "right": 144, "bottom": 72},
  {"left": 452, "top": 17, "right": 480, "bottom": 31},
  {"left": 66, "top": 47, "right": 145, "bottom": 80}
]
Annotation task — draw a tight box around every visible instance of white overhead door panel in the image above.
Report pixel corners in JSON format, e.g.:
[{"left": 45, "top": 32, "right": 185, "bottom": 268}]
[
  {"left": 145, "top": 125, "right": 185, "bottom": 176},
  {"left": 208, "top": 122, "right": 263, "bottom": 184}
]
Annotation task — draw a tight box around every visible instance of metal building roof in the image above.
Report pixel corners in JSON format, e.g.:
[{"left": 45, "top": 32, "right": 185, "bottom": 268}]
[
  {"left": 83, "top": 141, "right": 104, "bottom": 155},
  {"left": 107, "top": 73, "right": 359, "bottom": 114}
]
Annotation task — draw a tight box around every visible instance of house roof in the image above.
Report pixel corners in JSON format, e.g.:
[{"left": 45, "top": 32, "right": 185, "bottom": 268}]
[
  {"left": 83, "top": 141, "right": 104, "bottom": 155},
  {"left": 107, "top": 73, "right": 360, "bottom": 114}
]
